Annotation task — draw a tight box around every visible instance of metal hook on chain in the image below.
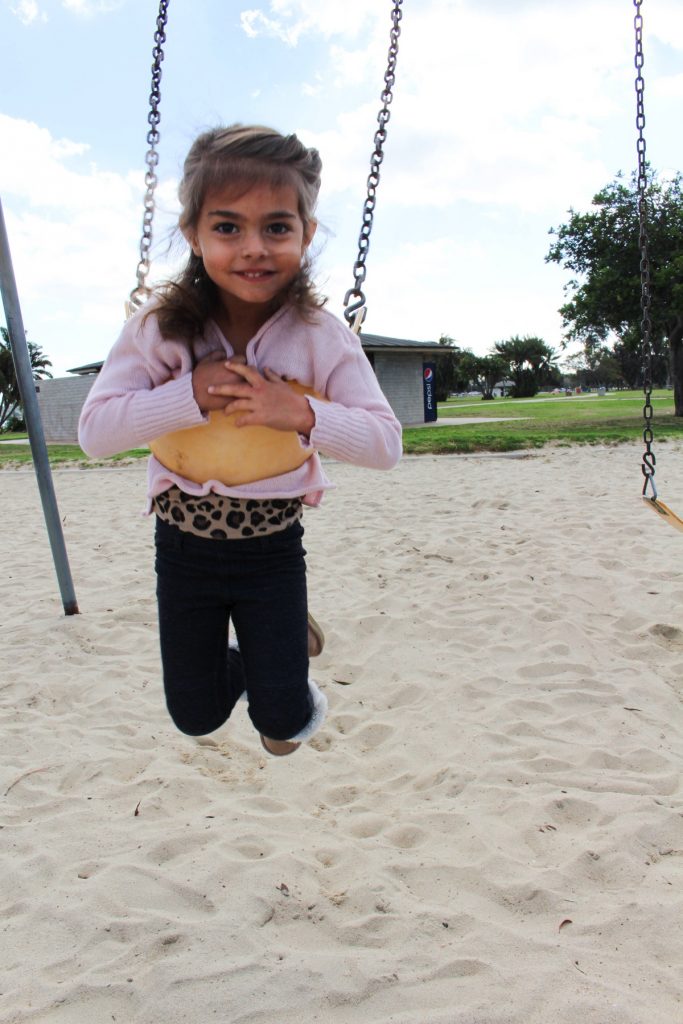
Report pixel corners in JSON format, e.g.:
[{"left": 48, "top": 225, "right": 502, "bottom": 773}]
[
  {"left": 342, "top": 291, "right": 367, "bottom": 335},
  {"left": 641, "top": 451, "right": 657, "bottom": 499}
]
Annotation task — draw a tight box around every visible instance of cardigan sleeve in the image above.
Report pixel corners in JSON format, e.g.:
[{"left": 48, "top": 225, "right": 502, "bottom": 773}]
[
  {"left": 78, "top": 312, "right": 206, "bottom": 458},
  {"left": 307, "top": 325, "right": 402, "bottom": 470}
]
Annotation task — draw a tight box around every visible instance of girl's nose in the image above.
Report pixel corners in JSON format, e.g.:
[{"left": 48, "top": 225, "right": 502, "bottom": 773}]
[{"left": 241, "top": 231, "right": 268, "bottom": 258}]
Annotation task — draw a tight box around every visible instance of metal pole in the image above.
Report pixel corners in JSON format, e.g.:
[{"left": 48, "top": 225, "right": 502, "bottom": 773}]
[{"left": 0, "top": 196, "right": 79, "bottom": 615}]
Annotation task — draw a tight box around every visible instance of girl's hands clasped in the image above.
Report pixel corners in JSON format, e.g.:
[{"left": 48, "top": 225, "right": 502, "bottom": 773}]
[
  {"left": 208, "top": 361, "right": 316, "bottom": 437},
  {"left": 192, "top": 351, "right": 248, "bottom": 412}
]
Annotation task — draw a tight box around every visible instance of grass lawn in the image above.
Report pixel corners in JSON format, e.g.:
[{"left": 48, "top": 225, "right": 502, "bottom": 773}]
[
  {"left": 0, "top": 438, "right": 148, "bottom": 468},
  {"left": 0, "top": 390, "right": 681, "bottom": 466},
  {"left": 403, "top": 389, "right": 683, "bottom": 454}
]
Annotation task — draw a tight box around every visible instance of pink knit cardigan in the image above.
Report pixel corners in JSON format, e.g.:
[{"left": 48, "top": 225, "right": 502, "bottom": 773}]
[{"left": 78, "top": 302, "right": 402, "bottom": 508}]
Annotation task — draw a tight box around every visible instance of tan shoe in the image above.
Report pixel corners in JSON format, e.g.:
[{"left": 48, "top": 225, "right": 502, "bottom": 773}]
[
  {"left": 259, "top": 680, "right": 327, "bottom": 756},
  {"left": 260, "top": 735, "right": 301, "bottom": 757},
  {"left": 307, "top": 612, "right": 325, "bottom": 657}
]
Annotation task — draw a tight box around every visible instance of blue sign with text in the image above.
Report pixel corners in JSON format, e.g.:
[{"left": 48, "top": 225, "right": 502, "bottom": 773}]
[{"left": 423, "top": 361, "right": 437, "bottom": 422}]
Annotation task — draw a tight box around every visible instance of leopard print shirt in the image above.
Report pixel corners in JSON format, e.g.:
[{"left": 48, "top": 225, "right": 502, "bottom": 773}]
[{"left": 153, "top": 486, "right": 302, "bottom": 540}]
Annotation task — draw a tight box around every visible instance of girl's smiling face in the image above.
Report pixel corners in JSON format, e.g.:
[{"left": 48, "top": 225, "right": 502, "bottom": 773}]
[{"left": 186, "top": 181, "right": 316, "bottom": 319}]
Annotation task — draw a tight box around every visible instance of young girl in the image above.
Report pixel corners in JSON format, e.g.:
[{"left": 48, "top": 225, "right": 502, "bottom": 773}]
[{"left": 79, "top": 124, "right": 402, "bottom": 756}]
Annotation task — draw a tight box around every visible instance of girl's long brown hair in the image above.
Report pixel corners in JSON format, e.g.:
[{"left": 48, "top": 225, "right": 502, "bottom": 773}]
[{"left": 149, "top": 125, "right": 326, "bottom": 342}]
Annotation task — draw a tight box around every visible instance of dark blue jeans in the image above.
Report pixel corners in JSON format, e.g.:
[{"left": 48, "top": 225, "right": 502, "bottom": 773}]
[{"left": 154, "top": 517, "right": 312, "bottom": 740}]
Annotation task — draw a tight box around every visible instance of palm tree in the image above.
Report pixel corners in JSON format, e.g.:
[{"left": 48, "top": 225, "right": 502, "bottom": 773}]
[
  {"left": 494, "top": 335, "right": 560, "bottom": 398},
  {"left": 0, "top": 327, "right": 53, "bottom": 431}
]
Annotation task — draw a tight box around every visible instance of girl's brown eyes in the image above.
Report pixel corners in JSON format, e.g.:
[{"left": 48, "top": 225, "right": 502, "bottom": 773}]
[{"left": 212, "top": 223, "right": 291, "bottom": 235}]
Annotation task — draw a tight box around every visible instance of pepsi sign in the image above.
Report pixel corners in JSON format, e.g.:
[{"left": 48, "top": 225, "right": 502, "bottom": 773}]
[{"left": 423, "top": 361, "right": 437, "bottom": 422}]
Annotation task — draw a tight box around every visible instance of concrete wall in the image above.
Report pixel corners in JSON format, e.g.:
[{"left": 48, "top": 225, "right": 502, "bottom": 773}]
[
  {"left": 373, "top": 352, "right": 426, "bottom": 425},
  {"left": 36, "top": 375, "right": 96, "bottom": 444}
]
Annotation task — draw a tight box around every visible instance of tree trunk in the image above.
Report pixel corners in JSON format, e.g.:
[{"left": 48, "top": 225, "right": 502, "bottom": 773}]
[
  {"left": 669, "top": 317, "right": 683, "bottom": 417},
  {"left": 0, "top": 397, "right": 20, "bottom": 432}
]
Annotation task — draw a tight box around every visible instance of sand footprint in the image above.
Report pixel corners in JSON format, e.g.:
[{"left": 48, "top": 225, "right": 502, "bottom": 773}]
[
  {"left": 413, "top": 765, "right": 475, "bottom": 798},
  {"left": 309, "top": 731, "right": 333, "bottom": 751},
  {"left": 337, "top": 912, "right": 400, "bottom": 948},
  {"left": 313, "top": 847, "right": 343, "bottom": 869},
  {"left": 354, "top": 722, "right": 393, "bottom": 751},
  {"left": 231, "top": 838, "right": 277, "bottom": 860},
  {"left": 545, "top": 794, "right": 609, "bottom": 829},
  {"left": 348, "top": 814, "right": 386, "bottom": 839},
  {"left": 145, "top": 836, "right": 206, "bottom": 866},
  {"left": 240, "top": 795, "right": 289, "bottom": 814},
  {"left": 649, "top": 623, "right": 683, "bottom": 648},
  {"left": 385, "top": 682, "right": 423, "bottom": 709},
  {"left": 323, "top": 783, "right": 362, "bottom": 807},
  {"left": 385, "top": 824, "right": 426, "bottom": 849},
  {"left": 517, "top": 661, "right": 596, "bottom": 680},
  {"left": 332, "top": 713, "right": 363, "bottom": 736},
  {"left": 428, "top": 957, "right": 490, "bottom": 979},
  {"left": 96, "top": 863, "right": 217, "bottom": 918}
]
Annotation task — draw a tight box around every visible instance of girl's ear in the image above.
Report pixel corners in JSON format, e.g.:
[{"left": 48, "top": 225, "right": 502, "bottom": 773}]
[
  {"left": 183, "top": 227, "right": 201, "bottom": 257},
  {"left": 302, "top": 219, "right": 317, "bottom": 250}
]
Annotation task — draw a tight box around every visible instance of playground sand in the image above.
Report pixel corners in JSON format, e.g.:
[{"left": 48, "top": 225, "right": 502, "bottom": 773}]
[{"left": 1, "top": 443, "right": 682, "bottom": 1024}]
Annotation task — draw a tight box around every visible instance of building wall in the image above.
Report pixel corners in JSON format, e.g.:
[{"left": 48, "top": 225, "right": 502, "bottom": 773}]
[
  {"left": 36, "top": 375, "right": 96, "bottom": 444},
  {"left": 373, "top": 352, "right": 426, "bottom": 425}
]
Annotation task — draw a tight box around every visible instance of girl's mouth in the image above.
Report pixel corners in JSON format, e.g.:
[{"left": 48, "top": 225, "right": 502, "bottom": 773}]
[{"left": 235, "top": 270, "right": 275, "bottom": 280}]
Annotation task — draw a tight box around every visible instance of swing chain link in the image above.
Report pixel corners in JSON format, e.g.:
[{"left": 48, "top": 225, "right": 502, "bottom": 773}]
[
  {"left": 127, "top": 0, "right": 170, "bottom": 316},
  {"left": 344, "top": 0, "right": 403, "bottom": 329},
  {"left": 634, "top": 0, "right": 657, "bottom": 497}
]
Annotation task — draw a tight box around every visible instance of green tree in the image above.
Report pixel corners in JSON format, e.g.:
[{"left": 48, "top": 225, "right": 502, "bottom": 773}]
[
  {"left": 434, "top": 335, "right": 468, "bottom": 402},
  {"left": 546, "top": 169, "right": 683, "bottom": 412},
  {"left": 0, "top": 327, "right": 53, "bottom": 431},
  {"left": 493, "top": 335, "right": 560, "bottom": 398},
  {"left": 460, "top": 352, "right": 508, "bottom": 400},
  {"left": 563, "top": 346, "right": 623, "bottom": 389}
]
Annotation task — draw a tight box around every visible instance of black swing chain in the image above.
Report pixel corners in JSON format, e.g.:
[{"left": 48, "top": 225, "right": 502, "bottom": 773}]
[
  {"left": 634, "top": 0, "right": 656, "bottom": 497},
  {"left": 128, "top": 0, "right": 170, "bottom": 314},
  {"left": 343, "top": 0, "right": 403, "bottom": 329}
]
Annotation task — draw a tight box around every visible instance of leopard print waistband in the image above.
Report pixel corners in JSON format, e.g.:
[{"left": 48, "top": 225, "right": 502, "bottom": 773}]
[{"left": 153, "top": 487, "right": 302, "bottom": 540}]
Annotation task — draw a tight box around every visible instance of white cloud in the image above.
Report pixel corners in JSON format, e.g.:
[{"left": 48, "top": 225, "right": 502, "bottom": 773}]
[
  {"left": 649, "top": 2, "right": 683, "bottom": 48},
  {"left": 301, "top": 74, "right": 323, "bottom": 98},
  {"left": 10, "top": 0, "right": 47, "bottom": 24},
  {"left": 294, "top": 0, "right": 658, "bottom": 221},
  {"left": 653, "top": 73, "right": 683, "bottom": 100},
  {"left": 317, "top": 232, "right": 567, "bottom": 354},
  {"left": 240, "top": 9, "right": 302, "bottom": 46},
  {"left": 240, "top": 0, "right": 378, "bottom": 45},
  {"left": 0, "top": 115, "right": 175, "bottom": 374},
  {"left": 0, "top": 115, "right": 129, "bottom": 212},
  {"left": 61, "top": 0, "right": 124, "bottom": 15},
  {"left": 9, "top": 0, "right": 123, "bottom": 19}
]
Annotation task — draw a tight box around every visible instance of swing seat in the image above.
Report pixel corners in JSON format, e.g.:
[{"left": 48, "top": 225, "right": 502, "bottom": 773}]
[
  {"left": 643, "top": 496, "right": 683, "bottom": 533},
  {"left": 149, "top": 380, "right": 321, "bottom": 486}
]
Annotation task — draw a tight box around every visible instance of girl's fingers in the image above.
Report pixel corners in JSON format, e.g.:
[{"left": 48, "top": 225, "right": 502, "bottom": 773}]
[
  {"left": 208, "top": 382, "right": 253, "bottom": 397},
  {"left": 223, "top": 403, "right": 261, "bottom": 427},
  {"left": 224, "top": 361, "right": 263, "bottom": 385}
]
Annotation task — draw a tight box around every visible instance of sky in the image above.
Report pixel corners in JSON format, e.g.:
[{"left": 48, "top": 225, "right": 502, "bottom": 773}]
[{"left": 1, "top": 0, "right": 682, "bottom": 378}]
